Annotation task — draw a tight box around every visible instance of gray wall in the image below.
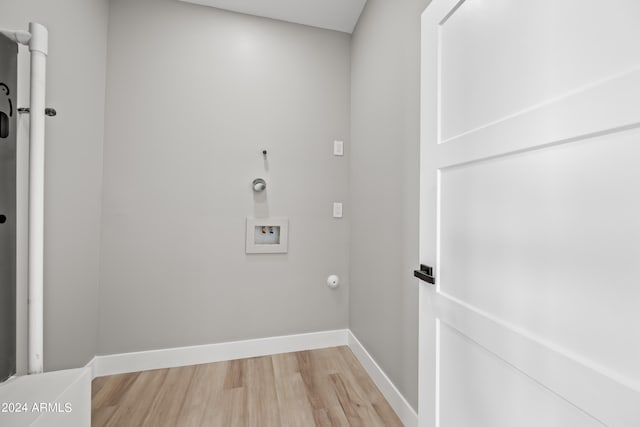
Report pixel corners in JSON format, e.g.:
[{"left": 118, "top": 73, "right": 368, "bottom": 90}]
[
  {"left": 0, "top": 0, "right": 109, "bottom": 371},
  {"left": 98, "top": 0, "right": 350, "bottom": 355},
  {"left": 1, "top": 3, "right": 428, "bottom": 415},
  {"left": 350, "top": 0, "right": 431, "bottom": 410}
]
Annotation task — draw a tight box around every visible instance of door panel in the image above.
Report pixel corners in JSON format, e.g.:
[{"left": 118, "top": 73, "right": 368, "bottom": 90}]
[
  {"left": 439, "top": 324, "right": 604, "bottom": 427},
  {"left": 439, "top": 0, "right": 640, "bottom": 141},
  {"left": 440, "top": 130, "right": 640, "bottom": 383},
  {"left": 435, "top": 294, "right": 640, "bottom": 426},
  {"left": 0, "top": 34, "right": 18, "bottom": 383},
  {"left": 420, "top": 0, "right": 640, "bottom": 426}
]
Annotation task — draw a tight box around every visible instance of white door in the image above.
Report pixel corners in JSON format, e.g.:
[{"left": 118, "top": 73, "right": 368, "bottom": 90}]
[{"left": 418, "top": 1, "right": 640, "bottom": 426}]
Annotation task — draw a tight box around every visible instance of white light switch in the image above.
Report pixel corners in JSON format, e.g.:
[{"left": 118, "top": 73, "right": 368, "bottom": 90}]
[
  {"left": 333, "top": 202, "right": 343, "bottom": 218},
  {"left": 333, "top": 140, "right": 344, "bottom": 156}
]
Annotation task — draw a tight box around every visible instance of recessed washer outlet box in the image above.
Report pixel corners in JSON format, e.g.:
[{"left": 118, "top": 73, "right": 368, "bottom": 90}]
[{"left": 246, "top": 217, "right": 289, "bottom": 254}]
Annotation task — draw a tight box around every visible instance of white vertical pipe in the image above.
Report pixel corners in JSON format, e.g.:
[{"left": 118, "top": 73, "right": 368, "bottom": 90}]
[{"left": 27, "top": 22, "right": 48, "bottom": 375}]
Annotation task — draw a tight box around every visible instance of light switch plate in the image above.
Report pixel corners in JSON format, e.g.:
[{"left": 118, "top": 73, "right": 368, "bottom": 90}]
[
  {"left": 333, "top": 202, "right": 343, "bottom": 218},
  {"left": 333, "top": 140, "right": 344, "bottom": 156}
]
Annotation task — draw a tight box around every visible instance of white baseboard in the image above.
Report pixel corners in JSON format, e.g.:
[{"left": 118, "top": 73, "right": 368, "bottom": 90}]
[
  {"left": 91, "top": 329, "right": 348, "bottom": 379},
  {"left": 84, "top": 356, "right": 96, "bottom": 380},
  {"left": 347, "top": 331, "right": 418, "bottom": 427}
]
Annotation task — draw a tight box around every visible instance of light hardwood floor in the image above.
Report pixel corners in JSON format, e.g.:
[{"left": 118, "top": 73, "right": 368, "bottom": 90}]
[{"left": 92, "top": 346, "right": 404, "bottom": 426}]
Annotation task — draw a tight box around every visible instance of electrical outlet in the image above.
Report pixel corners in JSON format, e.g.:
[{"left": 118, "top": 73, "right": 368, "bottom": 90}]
[
  {"left": 333, "top": 202, "right": 343, "bottom": 218},
  {"left": 333, "top": 140, "right": 344, "bottom": 156}
]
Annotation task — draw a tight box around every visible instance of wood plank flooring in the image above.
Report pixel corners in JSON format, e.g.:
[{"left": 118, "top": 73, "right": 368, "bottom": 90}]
[{"left": 92, "top": 346, "right": 404, "bottom": 427}]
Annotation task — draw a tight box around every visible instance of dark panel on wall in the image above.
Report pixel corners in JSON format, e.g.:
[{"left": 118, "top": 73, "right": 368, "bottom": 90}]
[{"left": 0, "top": 34, "right": 17, "bottom": 382}]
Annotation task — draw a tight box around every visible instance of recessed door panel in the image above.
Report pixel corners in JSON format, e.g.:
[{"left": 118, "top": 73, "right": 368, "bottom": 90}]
[
  {"left": 439, "top": 0, "right": 640, "bottom": 142},
  {"left": 439, "top": 324, "right": 604, "bottom": 427},
  {"left": 439, "top": 130, "right": 640, "bottom": 384}
]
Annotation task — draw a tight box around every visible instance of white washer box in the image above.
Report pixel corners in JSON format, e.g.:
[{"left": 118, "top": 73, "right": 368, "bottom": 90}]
[{"left": 245, "top": 217, "right": 289, "bottom": 254}]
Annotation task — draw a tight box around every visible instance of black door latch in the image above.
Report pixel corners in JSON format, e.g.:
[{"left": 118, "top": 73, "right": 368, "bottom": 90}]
[{"left": 414, "top": 264, "right": 435, "bottom": 285}]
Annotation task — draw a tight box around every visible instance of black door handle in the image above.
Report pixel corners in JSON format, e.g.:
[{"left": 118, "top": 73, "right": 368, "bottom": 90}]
[{"left": 414, "top": 264, "right": 435, "bottom": 285}]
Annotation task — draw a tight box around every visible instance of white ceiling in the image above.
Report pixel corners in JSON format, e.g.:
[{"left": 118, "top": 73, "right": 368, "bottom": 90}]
[{"left": 177, "top": 0, "right": 367, "bottom": 34}]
